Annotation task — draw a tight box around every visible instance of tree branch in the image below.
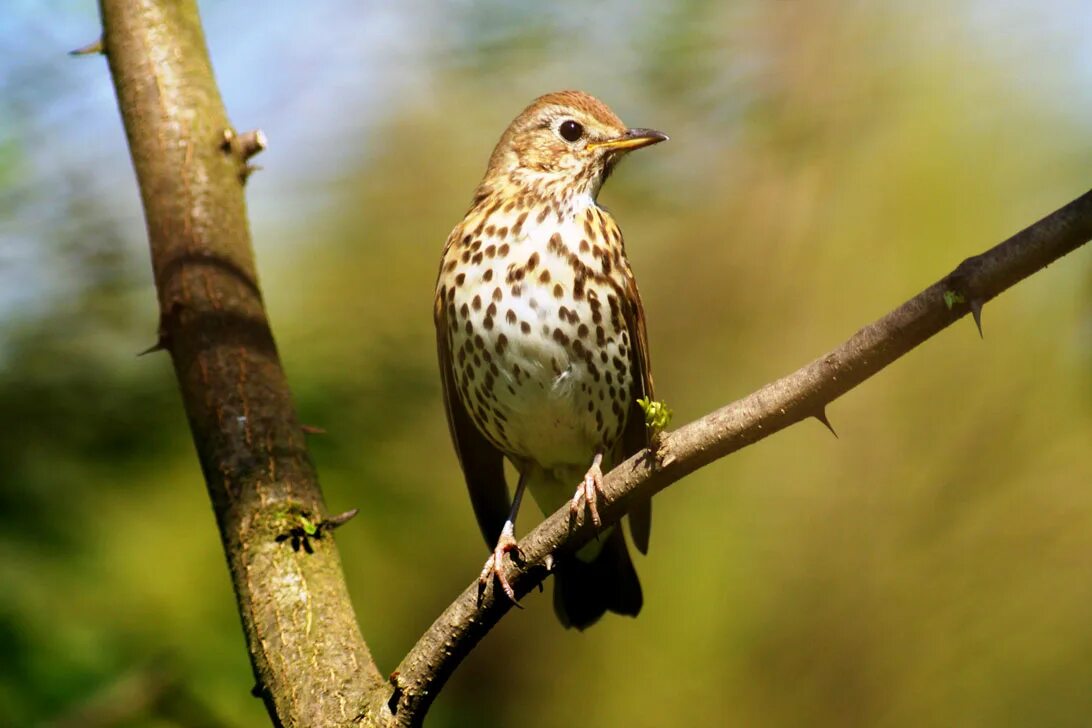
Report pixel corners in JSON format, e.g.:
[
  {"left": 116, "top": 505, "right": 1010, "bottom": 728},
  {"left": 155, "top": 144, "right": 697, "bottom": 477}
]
[
  {"left": 384, "top": 188, "right": 1092, "bottom": 725},
  {"left": 98, "top": 1, "right": 384, "bottom": 726},
  {"left": 96, "top": 1, "right": 1092, "bottom": 724}
]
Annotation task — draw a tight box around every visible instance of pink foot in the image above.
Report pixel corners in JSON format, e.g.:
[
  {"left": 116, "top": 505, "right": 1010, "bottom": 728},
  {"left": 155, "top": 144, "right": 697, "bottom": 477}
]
[
  {"left": 569, "top": 453, "right": 606, "bottom": 528},
  {"left": 479, "top": 526, "right": 523, "bottom": 605}
]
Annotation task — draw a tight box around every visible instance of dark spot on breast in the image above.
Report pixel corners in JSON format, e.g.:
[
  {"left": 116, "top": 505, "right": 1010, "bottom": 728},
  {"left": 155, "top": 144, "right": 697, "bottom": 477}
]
[
  {"left": 506, "top": 309, "right": 517, "bottom": 324},
  {"left": 572, "top": 339, "right": 586, "bottom": 357},
  {"left": 536, "top": 206, "right": 549, "bottom": 224},
  {"left": 510, "top": 284, "right": 522, "bottom": 297},
  {"left": 492, "top": 287, "right": 503, "bottom": 302},
  {"left": 472, "top": 252, "right": 483, "bottom": 264},
  {"left": 495, "top": 334, "right": 508, "bottom": 354},
  {"left": 485, "top": 245, "right": 496, "bottom": 258},
  {"left": 484, "top": 316, "right": 494, "bottom": 330},
  {"left": 596, "top": 325, "right": 606, "bottom": 346},
  {"left": 548, "top": 233, "right": 563, "bottom": 254},
  {"left": 578, "top": 323, "right": 589, "bottom": 338},
  {"left": 445, "top": 259, "right": 457, "bottom": 272},
  {"left": 553, "top": 283, "right": 564, "bottom": 298},
  {"left": 472, "top": 295, "right": 482, "bottom": 311},
  {"left": 527, "top": 252, "right": 539, "bottom": 271},
  {"left": 584, "top": 219, "right": 594, "bottom": 237},
  {"left": 497, "top": 226, "right": 509, "bottom": 238},
  {"left": 486, "top": 302, "right": 497, "bottom": 317},
  {"left": 498, "top": 243, "right": 510, "bottom": 257},
  {"left": 460, "top": 303, "right": 469, "bottom": 318},
  {"left": 579, "top": 239, "right": 591, "bottom": 254},
  {"left": 483, "top": 269, "right": 493, "bottom": 282},
  {"left": 520, "top": 321, "right": 531, "bottom": 334},
  {"left": 539, "top": 269, "right": 551, "bottom": 284},
  {"left": 553, "top": 328, "right": 569, "bottom": 345},
  {"left": 461, "top": 250, "right": 471, "bottom": 263},
  {"left": 513, "top": 212, "right": 528, "bottom": 235},
  {"left": 485, "top": 224, "right": 496, "bottom": 236}
]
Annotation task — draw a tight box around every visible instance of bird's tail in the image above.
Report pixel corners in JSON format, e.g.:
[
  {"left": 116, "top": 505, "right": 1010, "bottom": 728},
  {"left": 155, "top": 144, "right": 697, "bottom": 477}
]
[{"left": 553, "top": 526, "right": 642, "bottom": 630}]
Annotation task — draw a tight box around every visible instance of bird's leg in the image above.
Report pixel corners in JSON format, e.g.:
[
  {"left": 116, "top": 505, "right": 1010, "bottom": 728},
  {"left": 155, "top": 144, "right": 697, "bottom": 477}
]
[
  {"left": 569, "top": 452, "right": 606, "bottom": 529},
  {"left": 479, "top": 474, "right": 527, "bottom": 605}
]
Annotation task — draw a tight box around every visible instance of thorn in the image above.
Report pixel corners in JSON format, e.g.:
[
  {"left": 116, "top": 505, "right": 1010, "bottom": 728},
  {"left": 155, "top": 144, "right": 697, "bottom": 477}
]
[
  {"left": 813, "top": 407, "right": 838, "bottom": 438},
  {"left": 301, "top": 424, "right": 326, "bottom": 435},
  {"left": 137, "top": 337, "right": 167, "bottom": 356},
  {"left": 240, "top": 164, "right": 262, "bottom": 184},
  {"left": 69, "top": 38, "right": 104, "bottom": 56},
  {"left": 969, "top": 298, "right": 984, "bottom": 338},
  {"left": 322, "top": 508, "right": 359, "bottom": 530}
]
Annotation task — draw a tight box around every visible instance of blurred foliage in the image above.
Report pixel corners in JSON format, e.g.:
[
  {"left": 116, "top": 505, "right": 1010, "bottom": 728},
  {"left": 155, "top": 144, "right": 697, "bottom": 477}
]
[{"left": 2, "top": 1, "right": 1091, "bottom": 726}]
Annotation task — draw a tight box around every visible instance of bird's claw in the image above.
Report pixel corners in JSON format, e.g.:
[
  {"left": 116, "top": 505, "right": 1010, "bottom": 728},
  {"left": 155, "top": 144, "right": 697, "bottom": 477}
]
[
  {"left": 479, "top": 531, "right": 523, "bottom": 606},
  {"left": 569, "top": 457, "right": 605, "bottom": 529}
]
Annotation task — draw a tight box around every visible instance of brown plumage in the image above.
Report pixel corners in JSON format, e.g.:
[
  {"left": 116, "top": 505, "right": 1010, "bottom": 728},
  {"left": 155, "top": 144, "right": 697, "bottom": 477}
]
[{"left": 434, "top": 90, "right": 666, "bottom": 629}]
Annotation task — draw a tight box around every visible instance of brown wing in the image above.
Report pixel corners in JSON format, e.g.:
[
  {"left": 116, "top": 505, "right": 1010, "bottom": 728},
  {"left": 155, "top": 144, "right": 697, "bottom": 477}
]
[
  {"left": 435, "top": 271, "right": 510, "bottom": 548},
  {"left": 619, "top": 256, "right": 655, "bottom": 555}
]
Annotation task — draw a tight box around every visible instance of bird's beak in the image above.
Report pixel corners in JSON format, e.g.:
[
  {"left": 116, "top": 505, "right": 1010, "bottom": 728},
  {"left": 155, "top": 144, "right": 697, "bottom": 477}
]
[{"left": 588, "top": 128, "right": 669, "bottom": 152}]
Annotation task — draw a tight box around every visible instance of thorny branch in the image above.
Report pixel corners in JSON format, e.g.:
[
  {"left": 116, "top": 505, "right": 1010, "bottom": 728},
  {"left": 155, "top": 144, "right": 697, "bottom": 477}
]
[
  {"left": 95, "top": 0, "right": 1092, "bottom": 726},
  {"left": 382, "top": 188, "right": 1092, "bottom": 725}
]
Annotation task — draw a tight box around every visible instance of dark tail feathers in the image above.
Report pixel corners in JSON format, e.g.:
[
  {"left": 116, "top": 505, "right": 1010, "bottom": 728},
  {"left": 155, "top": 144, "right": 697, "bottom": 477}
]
[{"left": 553, "top": 527, "right": 642, "bottom": 630}]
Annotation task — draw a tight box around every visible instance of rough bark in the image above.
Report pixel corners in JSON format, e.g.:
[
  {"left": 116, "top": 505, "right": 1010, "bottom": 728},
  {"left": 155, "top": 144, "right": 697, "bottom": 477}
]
[{"left": 99, "top": 1, "right": 384, "bottom": 726}]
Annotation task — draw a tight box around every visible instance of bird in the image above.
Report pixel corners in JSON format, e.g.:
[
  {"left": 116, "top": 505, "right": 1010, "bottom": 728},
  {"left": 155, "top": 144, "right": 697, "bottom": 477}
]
[{"left": 434, "top": 90, "right": 666, "bottom": 629}]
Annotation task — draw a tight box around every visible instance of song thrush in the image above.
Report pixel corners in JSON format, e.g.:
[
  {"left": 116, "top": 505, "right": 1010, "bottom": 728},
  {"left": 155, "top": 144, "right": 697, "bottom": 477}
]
[{"left": 434, "top": 90, "right": 666, "bottom": 629}]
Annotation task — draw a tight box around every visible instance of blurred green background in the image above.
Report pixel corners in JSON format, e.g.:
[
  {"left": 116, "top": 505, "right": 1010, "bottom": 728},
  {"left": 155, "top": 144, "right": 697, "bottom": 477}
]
[{"left": 2, "top": 1, "right": 1091, "bottom": 726}]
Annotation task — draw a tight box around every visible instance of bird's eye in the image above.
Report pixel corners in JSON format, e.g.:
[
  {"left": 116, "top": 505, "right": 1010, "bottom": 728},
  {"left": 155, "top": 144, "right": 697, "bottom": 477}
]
[{"left": 558, "top": 119, "right": 584, "bottom": 143}]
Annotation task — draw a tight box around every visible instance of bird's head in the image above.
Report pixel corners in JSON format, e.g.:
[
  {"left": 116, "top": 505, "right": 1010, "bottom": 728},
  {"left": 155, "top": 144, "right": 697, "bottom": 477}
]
[{"left": 479, "top": 90, "right": 668, "bottom": 204}]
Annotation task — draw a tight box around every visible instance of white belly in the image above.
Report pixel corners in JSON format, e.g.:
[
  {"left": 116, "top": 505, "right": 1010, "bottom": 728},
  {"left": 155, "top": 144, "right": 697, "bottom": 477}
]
[{"left": 445, "top": 208, "right": 633, "bottom": 470}]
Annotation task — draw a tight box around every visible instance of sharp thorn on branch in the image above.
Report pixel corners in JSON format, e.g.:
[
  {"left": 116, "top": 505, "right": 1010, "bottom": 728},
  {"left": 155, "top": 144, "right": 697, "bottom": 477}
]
[
  {"left": 301, "top": 424, "right": 327, "bottom": 435},
  {"left": 813, "top": 407, "right": 839, "bottom": 438},
  {"left": 970, "top": 298, "right": 984, "bottom": 338},
  {"left": 137, "top": 337, "right": 168, "bottom": 356},
  {"left": 69, "top": 38, "right": 104, "bottom": 56},
  {"left": 321, "top": 508, "right": 359, "bottom": 531}
]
